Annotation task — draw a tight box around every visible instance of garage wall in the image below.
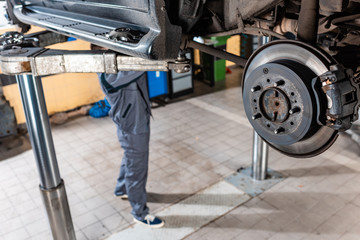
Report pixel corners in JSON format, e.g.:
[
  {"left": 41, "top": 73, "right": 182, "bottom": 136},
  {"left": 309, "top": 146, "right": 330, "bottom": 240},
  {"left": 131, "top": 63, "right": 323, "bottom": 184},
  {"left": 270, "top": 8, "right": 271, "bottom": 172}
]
[{"left": 226, "top": 35, "right": 241, "bottom": 67}]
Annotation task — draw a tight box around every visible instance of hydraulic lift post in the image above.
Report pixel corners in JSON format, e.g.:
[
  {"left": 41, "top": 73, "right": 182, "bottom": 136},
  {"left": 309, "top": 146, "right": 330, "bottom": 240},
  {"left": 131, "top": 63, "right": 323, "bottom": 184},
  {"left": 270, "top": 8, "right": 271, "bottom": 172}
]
[
  {"left": 251, "top": 36, "right": 269, "bottom": 181},
  {"left": 16, "top": 74, "right": 76, "bottom": 240},
  {"left": 252, "top": 131, "right": 269, "bottom": 180}
]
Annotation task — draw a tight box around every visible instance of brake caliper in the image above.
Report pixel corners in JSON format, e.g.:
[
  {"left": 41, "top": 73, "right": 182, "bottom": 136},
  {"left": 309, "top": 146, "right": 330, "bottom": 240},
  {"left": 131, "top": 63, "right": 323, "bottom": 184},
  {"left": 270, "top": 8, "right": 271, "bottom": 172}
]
[{"left": 319, "top": 64, "right": 360, "bottom": 131}]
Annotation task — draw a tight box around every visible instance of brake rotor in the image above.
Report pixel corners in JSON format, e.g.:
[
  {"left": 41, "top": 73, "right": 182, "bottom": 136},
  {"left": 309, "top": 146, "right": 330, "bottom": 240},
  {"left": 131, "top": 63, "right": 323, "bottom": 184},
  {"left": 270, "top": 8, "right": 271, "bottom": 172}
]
[{"left": 242, "top": 40, "right": 338, "bottom": 157}]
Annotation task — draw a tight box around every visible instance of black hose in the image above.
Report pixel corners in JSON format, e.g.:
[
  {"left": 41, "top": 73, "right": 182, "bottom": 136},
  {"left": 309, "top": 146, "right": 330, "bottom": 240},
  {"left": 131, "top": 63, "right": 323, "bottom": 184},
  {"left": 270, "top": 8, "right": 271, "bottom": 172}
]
[
  {"left": 204, "top": 27, "right": 287, "bottom": 40},
  {"left": 332, "top": 14, "right": 360, "bottom": 24},
  {"left": 186, "top": 40, "right": 247, "bottom": 67},
  {"left": 297, "top": 0, "right": 319, "bottom": 44}
]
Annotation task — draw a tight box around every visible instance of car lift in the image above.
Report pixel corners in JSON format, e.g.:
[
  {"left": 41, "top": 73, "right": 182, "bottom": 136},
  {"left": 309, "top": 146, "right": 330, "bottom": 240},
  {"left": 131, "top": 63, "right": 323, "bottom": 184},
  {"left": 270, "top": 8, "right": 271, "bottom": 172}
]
[{"left": 0, "top": 31, "right": 270, "bottom": 240}]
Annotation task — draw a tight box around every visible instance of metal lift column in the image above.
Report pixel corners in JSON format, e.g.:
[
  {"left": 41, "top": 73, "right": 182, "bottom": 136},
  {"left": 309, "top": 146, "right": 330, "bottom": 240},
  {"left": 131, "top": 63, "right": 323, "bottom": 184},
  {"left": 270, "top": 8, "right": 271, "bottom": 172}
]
[
  {"left": 16, "top": 74, "right": 76, "bottom": 240},
  {"left": 251, "top": 36, "right": 269, "bottom": 181},
  {"left": 252, "top": 131, "right": 269, "bottom": 180}
]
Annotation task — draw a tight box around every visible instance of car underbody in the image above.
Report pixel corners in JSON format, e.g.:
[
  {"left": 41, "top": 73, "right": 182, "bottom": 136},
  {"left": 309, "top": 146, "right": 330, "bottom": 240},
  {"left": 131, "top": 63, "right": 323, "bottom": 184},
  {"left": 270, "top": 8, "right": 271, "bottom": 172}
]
[{"left": 4, "top": 0, "right": 360, "bottom": 157}]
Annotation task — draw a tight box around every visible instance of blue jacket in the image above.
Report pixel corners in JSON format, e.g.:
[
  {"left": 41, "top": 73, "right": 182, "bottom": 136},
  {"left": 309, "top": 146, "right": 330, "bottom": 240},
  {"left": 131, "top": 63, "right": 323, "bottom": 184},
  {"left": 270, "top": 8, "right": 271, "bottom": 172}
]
[{"left": 98, "top": 71, "right": 151, "bottom": 134}]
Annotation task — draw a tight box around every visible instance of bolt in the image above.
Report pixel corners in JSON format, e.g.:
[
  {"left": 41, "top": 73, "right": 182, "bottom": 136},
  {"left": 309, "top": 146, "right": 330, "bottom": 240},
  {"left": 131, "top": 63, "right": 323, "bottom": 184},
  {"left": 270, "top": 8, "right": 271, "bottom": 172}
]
[
  {"left": 252, "top": 113, "right": 262, "bottom": 120},
  {"left": 274, "top": 80, "right": 285, "bottom": 87},
  {"left": 251, "top": 85, "right": 261, "bottom": 92},
  {"left": 263, "top": 68, "right": 269, "bottom": 74},
  {"left": 274, "top": 127, "right": 285, "bottom": 134},
  {"left": 289, "top": 107, "right": 301, "bottom": 115},
  {"left": 183, "top": 65, "right": 190, "bottom": 72}
]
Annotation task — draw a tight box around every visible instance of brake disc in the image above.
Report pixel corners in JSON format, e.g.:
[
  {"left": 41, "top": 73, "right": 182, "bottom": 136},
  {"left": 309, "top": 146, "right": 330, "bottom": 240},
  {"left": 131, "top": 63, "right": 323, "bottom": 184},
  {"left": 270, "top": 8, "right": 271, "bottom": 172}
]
[{"left": 242, "top": 40, "right": 338, "bottom": 157}]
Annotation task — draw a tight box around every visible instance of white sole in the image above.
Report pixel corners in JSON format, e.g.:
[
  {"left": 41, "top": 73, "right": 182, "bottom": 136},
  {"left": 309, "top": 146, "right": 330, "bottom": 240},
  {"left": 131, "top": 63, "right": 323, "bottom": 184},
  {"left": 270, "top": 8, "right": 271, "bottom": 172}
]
[
  {"left": 114, "top": 194, "right": 128, "bottom": 200},
  {"left": 133, "top": 218, "right": 165, "bottom": 228}
]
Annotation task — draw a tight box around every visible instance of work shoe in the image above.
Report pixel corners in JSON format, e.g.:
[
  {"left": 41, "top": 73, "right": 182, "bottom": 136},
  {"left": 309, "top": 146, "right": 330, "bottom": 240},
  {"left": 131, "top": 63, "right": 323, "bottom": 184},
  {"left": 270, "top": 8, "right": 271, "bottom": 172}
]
[
  {"left": 134, "top": 214, "right": 165, "bottom": 228},
  {"left": 114, "top": 194, "right": 128, "bottom": 200}
]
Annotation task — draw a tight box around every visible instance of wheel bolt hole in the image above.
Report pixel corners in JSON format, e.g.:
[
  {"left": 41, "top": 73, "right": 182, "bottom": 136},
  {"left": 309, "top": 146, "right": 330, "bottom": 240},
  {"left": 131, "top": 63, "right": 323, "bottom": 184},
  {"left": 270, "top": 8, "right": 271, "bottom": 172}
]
[
  {"left": 253, "top": 99, "right": 257, "bottom": 103},
  {"left": 267, "top": 79, "right": 270, "bottom": 83},
  {"left": 267, "top": 124, "right": 270, "bottom": 128},
  {"left": 291, "top": 92, "right": 295, "bottom": 96},
  {"left": 275, "top": 102, "right": 279, "bottom": 106},
  {"left": 290, "top": 122, "right": 294, "bottom": 125}
]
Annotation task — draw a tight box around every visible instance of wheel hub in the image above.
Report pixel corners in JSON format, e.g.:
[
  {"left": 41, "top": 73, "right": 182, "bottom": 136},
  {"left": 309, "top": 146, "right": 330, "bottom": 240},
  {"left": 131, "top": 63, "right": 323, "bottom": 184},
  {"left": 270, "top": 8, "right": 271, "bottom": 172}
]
[{"left": 260, "top": 87, "right": 290, "bottom": 123}]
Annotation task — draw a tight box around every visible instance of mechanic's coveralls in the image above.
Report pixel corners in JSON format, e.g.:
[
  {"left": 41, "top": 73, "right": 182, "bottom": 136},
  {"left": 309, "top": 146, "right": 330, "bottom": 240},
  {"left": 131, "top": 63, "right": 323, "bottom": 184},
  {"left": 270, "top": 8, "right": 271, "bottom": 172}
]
[{"left": 98, "top": 71, "right": 151, "bottom": 221}]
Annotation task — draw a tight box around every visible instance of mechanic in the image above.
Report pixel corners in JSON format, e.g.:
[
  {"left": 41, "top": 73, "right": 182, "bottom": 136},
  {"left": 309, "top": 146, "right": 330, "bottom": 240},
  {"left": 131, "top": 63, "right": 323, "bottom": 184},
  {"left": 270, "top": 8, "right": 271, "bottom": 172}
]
[{"left": 93, "top": 45, "right": 164, "bottom": 228}]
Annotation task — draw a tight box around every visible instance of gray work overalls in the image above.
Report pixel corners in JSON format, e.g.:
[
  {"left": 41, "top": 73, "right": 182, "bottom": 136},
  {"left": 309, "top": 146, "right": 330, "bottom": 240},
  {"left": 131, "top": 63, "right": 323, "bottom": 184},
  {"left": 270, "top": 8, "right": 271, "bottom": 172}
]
[{"left": 98, "top": 71, "right": 151, "bottom": 221}]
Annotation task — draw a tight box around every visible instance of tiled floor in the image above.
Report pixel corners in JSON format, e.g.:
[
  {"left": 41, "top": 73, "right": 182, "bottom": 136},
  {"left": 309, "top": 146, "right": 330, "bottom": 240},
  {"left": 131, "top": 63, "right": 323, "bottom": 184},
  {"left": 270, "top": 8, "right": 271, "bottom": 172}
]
[{"left": 0, "top": 68, "right": 360, "bottom": 240}]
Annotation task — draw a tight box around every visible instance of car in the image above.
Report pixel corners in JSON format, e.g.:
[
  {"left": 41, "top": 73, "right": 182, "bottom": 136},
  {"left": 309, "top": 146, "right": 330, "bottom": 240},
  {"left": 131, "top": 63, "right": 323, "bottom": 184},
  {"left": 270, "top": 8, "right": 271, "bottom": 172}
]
[{"left": 4, "top": 0, "right": 360, "bottom": 157}]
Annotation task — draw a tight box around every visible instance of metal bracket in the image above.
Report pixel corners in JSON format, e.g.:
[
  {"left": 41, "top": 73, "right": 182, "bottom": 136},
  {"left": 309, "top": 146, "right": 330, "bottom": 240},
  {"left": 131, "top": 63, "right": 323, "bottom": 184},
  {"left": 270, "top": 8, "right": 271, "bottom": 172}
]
[
  {"left": 0, "top": 47, "right": 191, "bottom": 76},
  {"left": 0, "top": 31, "right": 70, "bottom": 51}
]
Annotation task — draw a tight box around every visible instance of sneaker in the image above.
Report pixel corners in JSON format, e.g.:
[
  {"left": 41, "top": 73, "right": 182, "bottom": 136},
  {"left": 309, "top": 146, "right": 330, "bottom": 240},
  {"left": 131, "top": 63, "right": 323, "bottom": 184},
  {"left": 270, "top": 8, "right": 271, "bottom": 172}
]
[
  {"left": 114, "top": 194, "right": 128, "bottom": 200},
  {"left": 134, "top": 214, "right": 164, "bottom": 228}
]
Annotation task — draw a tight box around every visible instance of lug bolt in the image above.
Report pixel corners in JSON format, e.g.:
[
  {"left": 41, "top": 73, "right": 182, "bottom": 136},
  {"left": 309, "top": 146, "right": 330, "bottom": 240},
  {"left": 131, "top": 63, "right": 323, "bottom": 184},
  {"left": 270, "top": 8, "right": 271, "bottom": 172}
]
[
  {"left": 251, "top": 85, "right": 261, "bottom": 92},
  {"left": 252, "top": 113, "right": 262, "bottom": 120},
  {"left": 274, "top": 80, "right": 285, "bottom": 87},
  {"left": 274, "top": 127, "right": 285, "bottom": 134},
  {"left": 289, "top": 107, "right": 300, "bottom": 115}
]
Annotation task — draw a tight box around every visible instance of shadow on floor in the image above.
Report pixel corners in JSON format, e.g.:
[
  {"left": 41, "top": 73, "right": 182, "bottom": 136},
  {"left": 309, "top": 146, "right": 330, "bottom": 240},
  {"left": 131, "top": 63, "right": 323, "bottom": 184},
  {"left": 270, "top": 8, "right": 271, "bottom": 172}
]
[
  {"left": 148, "top": 192, "right": 246, "bottom": 206},
  {"left": 155, "top": 190, "right": 358, "bottom": 234},
  {"left": 0, "top": 134, "right": 31, "bottom": 161}
]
